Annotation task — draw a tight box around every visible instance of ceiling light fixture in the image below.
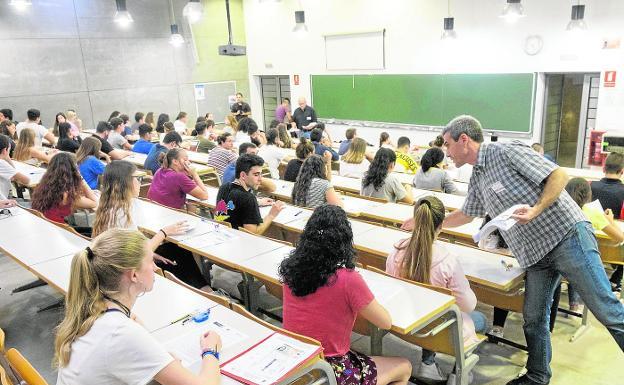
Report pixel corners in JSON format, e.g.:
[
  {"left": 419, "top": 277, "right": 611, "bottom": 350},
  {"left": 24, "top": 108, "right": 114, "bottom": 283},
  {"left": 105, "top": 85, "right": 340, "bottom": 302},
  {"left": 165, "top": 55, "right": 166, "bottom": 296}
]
[
  {"left": 9, "top": 0, "right": 32, "bottom": 11},
  {"left": 114, "top": 0, "right": 133, "bottom": 28},
  {"left": 183, "top": 0, "right": 203, "bottom": 24},
  {"left": 441, "top": 0, "right": 456, "bottom": 40},
  {"left": 566, "top": 3, "right": 587, "bottom": 32},
  {"left": 293, "top": 10, "right": 308, "bottom": 37},
  {"left": 500, "top": 0, "right": 525, "bottom": 23}
]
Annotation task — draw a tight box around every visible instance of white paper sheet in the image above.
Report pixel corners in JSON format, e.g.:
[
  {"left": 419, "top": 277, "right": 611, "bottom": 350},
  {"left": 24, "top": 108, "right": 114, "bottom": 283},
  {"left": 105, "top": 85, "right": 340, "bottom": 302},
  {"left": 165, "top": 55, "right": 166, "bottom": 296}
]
[
  {"left": 183, "top": 226, "right": 240, "bottom": 249},
  {"left": 221, "top": 333, "right": 320, "bottom": 385},
  {"left": 164, "top": 319, "right": 249, "bottom": 368},
  {"left": 473, "top": 204, "right": 524, "bottom": 242}
]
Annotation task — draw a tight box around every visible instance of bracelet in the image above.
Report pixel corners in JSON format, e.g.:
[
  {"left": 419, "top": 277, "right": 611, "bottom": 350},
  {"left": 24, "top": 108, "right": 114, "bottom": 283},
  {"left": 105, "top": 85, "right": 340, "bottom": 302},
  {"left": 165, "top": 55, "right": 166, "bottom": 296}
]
[
  {"left": 201, "top": 349, "right": 220, "bottom": 360},
  {"left": 160, "top": 229, "right": 167, "bottom": 238}
]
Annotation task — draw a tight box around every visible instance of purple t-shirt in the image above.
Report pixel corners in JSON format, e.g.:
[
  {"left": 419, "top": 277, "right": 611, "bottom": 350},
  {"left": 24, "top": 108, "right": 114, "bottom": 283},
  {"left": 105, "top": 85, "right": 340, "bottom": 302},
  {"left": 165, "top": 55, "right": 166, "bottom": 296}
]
[
  {"left": 275, "top": 105, "right": 288, "bottom": 122},
  {"left": 147, "top": 168, "right": 198, "bottom": 209}
]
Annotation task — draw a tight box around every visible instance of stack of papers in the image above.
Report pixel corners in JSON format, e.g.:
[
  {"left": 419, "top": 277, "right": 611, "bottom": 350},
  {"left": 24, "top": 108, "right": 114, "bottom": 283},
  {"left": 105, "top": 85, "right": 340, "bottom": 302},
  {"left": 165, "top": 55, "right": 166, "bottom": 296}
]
[{"left": 473, "top": 204, "right": 523, "bottom": 243}]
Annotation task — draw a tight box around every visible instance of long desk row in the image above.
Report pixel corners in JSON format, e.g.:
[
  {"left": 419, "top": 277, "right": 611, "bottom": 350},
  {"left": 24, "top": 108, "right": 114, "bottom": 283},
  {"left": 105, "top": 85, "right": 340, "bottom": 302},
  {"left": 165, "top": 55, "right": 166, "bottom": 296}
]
[{"left": 0, "top": 206, "right": 336, "bottom": 385}]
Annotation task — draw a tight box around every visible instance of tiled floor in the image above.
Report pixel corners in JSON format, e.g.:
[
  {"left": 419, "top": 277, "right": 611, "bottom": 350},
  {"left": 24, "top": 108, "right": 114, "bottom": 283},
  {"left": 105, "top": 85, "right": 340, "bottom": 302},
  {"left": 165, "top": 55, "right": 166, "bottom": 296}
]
[{"left": 1, "top": 254, "right": 622, "bottom": 385}]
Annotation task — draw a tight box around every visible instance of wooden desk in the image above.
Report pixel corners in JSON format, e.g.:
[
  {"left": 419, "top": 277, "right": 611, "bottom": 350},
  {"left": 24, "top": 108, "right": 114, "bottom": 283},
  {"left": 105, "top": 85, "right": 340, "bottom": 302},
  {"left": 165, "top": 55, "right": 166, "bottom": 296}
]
[
  {"left": 561, "top": 166, "right": 604, "bottom": 181},
  {"left": 331, "top": 175, "right": 361, "bottom": 194},
  {"left": 412, "top": 189, "right": 466, "bottom": 211},
  {"left": 123, "top": 153, "right": 214, "bottom": 175}
]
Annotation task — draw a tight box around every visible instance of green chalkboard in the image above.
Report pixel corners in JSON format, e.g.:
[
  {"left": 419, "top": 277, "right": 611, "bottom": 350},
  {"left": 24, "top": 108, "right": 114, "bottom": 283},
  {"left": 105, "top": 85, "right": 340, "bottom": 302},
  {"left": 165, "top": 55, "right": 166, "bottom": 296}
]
[{"left": 311, "top": 73, "right": 535, "bottom": 133}]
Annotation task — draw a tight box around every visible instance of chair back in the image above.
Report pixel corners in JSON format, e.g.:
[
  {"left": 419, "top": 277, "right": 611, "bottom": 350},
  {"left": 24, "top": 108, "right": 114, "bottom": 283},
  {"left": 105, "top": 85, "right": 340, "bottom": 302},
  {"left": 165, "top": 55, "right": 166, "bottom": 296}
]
[{"left": 5, "top": 348, "right": 48, "bottom": 385}]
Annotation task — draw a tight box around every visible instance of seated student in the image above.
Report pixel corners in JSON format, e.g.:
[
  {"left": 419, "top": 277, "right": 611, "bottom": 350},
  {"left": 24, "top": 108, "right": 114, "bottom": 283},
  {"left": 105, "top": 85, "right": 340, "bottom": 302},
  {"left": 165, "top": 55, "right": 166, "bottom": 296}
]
[
  {"left": 56, "top": 122, "right": 82, "bottom": 153},
  {"left": 0, "top": 134, "right": 29, "bottom": 198},
  {"left": 258, "top": 128, "right": 286, "bottom": 179},
  {"left": 54, "top": 228, "right": 221, "bottom": 385},
  {"left": 148, "top": 148, "right": 209, "bottom": 209},
  {"left": 277, "top": 123, "right": 293, "bottom": 149},
  {"left": 338, "top": 128, "right": 356, "bottom": 156},
  {"left": 591, "top": 152, "right": 624, "bottom": 292},
  {"left": 195, "top": 121, "right": 216, "bottom": 153},
  {"left": 339, "top": 138, "right": 370, "bottom": 178},
  {"left": 292, "top": 155, "right": 342, "bottom": 209},
  {"left": 284, "top": 138, "right": 314, "bottom": 182},
  {"left": 92, "top": 121, "right": 127, "bottom": 161},
  {"left": 119, "top": 113, "right": 132, "bottom": 137},
  {"left": 379, "top": 131, "right": 394, "bottom": 149},
  {"left": 173, "top": 111, "right": 188, "bottom": 134},
  {"left": 144, "top": 131, "right": 182, "bottom": 175},
  {"left": 31, "top": 152, "right": 98, "bottom": 223},
  {"left": 207, "top": 133, "right": 238, "bottom": 178},
  {"left": 310, "top": 128, "right": 338, "bottom": 161},
  {"left": 129, "top": 112, "right": 144, "bottom": 136},
  {"left": 279, "top": 205, "right": 412, "bottom": 385},
  {"left": 108, "top": 117, "right": 133, "bottom": 151},
  {"left": 16, "top": 108, "right": 56, "bottom": 147},
  {"left": 394, "top": 136, "right": 418, "bottom": 174},
  {"left": 361, "top": 148, "right": 413, "bottom": 203},
  {"left": 0, "top": 120, "right": 17, "bottom": 157},
  {"left": 386, "top": 196, "right": 486, "bottom": 382},
  {"left": 315, "top": 122, "right": 332, "bottom": 143},
  {"left": 132, "top": 124, "right": 156, "bottom": 155},
  {"left": 223, "top": 113, "right": 237, "bottom": 135},
  {"left": 93, "top": 161, "right": 208, "bottom": 289},
  {"left": 76, "top": 137, "right": 105, "bottom": 190},
  {"left": 14, "top": 128, "right": 56, "bottom": 164},
  {"left": 216, "top": 154, "right": 284, "bottom": 234},
  {"left": 413, "top": 147, "right": 458, "bottom": 194},
  {"left": 429, "top": 135, "right": 444, "bottom": 148},
  {"left": 222, "top": 142, "right": 257, "bottom": 184},
  {"left": 242, "top": 117, "right": 267, "bottom": 146},
  {"left": 531, "top": 142, "right": 556, "bottom": 163}
]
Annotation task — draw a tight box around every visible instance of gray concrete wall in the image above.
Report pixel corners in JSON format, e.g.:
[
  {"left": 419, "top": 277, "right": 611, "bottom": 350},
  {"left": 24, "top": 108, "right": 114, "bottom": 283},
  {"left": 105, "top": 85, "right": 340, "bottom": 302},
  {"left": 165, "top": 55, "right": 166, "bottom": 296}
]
[{"left": 0, "top": 0, "right": 209, "bottom": 129}]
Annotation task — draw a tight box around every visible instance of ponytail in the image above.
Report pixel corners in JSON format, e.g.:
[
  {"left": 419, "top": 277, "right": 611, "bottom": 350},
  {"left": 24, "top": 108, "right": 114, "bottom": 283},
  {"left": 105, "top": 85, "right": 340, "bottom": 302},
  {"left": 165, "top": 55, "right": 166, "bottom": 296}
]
[
  {"left": 160, "top": 148, "right": 184, "bottom": 169},
  {"left": 54, "top": 229, "right": 148, "bottom": 367},
  {"left": 398, "top": 196, "right": 445, "bottom": 283}
]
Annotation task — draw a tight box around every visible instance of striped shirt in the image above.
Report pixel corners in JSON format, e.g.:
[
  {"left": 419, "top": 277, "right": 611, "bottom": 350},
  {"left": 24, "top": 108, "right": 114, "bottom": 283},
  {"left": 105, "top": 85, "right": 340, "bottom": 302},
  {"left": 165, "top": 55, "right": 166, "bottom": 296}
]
[
  {"left": 462, "top": 141, "right": 587, "bottom": 268},
  {"left": 207, "top": 147, "right": 238, "bottom": 177},
  {"left": 295, "top": 178, "right": 331, "bottom": 208}
]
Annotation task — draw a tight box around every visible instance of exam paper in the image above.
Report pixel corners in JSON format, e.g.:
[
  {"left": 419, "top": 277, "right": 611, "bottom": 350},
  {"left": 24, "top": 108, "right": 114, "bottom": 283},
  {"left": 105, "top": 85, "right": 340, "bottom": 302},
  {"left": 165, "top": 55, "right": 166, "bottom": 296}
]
[
  {"left": 221, "top": 333, "right": 321, "bottom": 385},
  {"left": 183, "top": 227, "right": 240, "bottom": 249},
  {"left": 473, "top": 204, "right": 524, "bottom": 243},
  {"left": 164, "top": 319, "right": 248, "bottom": 368}
]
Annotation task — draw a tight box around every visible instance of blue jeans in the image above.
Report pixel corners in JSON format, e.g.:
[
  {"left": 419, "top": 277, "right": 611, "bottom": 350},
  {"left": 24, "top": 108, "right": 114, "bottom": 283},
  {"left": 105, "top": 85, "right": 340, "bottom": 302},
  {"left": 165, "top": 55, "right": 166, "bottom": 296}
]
[
  {"left": 421, "top": 311, "right": 487, "bottom": 365},
  {"left": 523, "top": 222, "right": 624, "bottom": 384}
]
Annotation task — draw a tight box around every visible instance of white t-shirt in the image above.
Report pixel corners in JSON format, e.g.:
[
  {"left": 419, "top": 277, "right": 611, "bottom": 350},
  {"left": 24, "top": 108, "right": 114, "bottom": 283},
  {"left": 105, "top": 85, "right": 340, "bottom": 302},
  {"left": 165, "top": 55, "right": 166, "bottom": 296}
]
[
  {"left": 234, "top": 131, "right": 251, "bottom": 145},
  {"left": 16, "top": 121, "right": 49, "bottom": 146},
  {"left": 56, "top": 312, "right": 173, "bottom": 385},
  {"left": 0, "top": 159, "right": 17, "bottom": 199},
  {"left": 339, "top": 159, "right": 370, "bottom": 178},
  {"left": 257, "top": 145, "right": 285, "bottom": 179},
  {"left": 173, "top": 120, "right": 187, "bottom": 134}
]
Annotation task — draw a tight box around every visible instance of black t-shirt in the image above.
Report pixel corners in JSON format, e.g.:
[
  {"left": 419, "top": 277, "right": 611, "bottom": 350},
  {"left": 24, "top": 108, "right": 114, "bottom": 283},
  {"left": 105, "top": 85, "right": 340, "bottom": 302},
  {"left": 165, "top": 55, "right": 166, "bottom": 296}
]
[
  {"left": 283, "top": 159, "right": 303, "bottom": 182},
  {"left": 92, "top": 134, "right": 113, "bottom": 154},
  {"left": 230, "top": 102, "right": 251, "bottom": 121},
  {"left": 57, "top": 137, "right": 81, "bottom": 153},
  {"left": 216, "top": 182, "right": 262, "bottom": 229},
  {"left": 591, "top": 178, "right": 624, "bottom": 219},
  {"left": 292, "top": 106, "right": 317, "bottom": 130}
]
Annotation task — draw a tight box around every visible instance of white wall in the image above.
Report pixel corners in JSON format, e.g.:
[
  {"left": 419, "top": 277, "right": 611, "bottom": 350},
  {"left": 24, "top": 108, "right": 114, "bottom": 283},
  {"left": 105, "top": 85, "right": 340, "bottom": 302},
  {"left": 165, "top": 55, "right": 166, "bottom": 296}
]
[{"left": 243, "top": 0, "right": 624, "bottom": 141}]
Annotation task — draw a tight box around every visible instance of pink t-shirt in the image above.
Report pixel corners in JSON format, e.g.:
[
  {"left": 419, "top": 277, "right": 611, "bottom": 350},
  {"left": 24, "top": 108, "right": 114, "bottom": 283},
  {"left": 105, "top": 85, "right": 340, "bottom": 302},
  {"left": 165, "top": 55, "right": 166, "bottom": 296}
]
[
  {"left": 283, "top": 268, "right": 374, "bottom": 357},
  {"left": 386, "top": 240, "right": 480, "bottom": 346},
  {"left": 147, "top": 168, "right": 198, "bottom": 209}
]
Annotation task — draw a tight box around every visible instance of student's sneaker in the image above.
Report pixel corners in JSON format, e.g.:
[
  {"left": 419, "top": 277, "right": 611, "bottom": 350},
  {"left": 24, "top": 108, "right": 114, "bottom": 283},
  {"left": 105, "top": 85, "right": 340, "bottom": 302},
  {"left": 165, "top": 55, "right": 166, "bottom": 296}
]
[
  {"left": 505, "top": 374, "right": 544, "bottom": 384},
  {"left": 416, "top": 362, "right": 448, "bottom": 382},
  {"left": 611, "top": 282, "right": 622, "bottom": 293},
  {"left": 569, "top": 303, "right": 584, "bottom": 315}
]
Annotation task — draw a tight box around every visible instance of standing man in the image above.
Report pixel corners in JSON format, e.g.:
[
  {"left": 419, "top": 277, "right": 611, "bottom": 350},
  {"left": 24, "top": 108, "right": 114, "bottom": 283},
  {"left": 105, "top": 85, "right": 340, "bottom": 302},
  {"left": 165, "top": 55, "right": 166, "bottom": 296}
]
[
  {"left": 291, "top": 97, "right": 317, "bottom": 139},
  {"left": 275, "top": 97, "right": 291, "bottom": 124},
  {"left": 231, "top": 92, "right": 251, "bottom": 122},
  {"left": 441, "top": 115, "right": 624, "bottom": 385}
]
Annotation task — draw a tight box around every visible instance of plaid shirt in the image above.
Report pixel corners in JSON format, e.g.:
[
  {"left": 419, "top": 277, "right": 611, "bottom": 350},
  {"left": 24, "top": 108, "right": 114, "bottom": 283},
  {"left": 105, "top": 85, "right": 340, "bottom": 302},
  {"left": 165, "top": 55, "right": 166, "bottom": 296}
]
[{"left": 462, "top": 141, "right": 587, "bottom": 268}]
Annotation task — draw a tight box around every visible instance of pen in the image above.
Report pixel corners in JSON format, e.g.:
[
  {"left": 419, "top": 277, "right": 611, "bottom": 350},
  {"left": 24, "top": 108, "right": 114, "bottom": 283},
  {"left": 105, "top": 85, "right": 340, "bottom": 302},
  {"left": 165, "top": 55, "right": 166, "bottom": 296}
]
[
  {"left": 169, "top": 313, "right": 192, "bottom": 325},
  {"left": 501, "top": 259, "right": 513, "bottom": 271},
  {"left": 262, "top": 358, "right": 277, "bottom": 371},
  {"left": 294, "top": 210, "right": 303, "bottom": 217}
]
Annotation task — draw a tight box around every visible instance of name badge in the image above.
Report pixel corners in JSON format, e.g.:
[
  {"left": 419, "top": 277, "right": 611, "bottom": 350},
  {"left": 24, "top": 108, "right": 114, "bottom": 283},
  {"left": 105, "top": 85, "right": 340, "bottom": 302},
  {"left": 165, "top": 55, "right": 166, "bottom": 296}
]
[
  {"left": 306, "top": 116, "right": 312, "bottom": 120},
  {"left": 491, "top": 181, "right": 506, "bottom": 193}
]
